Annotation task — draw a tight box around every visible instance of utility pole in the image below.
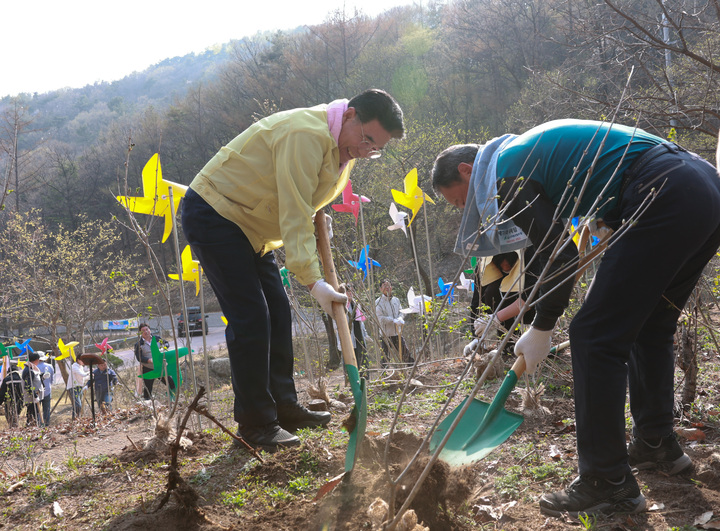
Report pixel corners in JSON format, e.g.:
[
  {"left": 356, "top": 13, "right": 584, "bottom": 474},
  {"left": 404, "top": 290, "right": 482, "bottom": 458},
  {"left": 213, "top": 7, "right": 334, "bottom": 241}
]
[{"left": 661, "top": 0, "right": 678, "bottom": 128}]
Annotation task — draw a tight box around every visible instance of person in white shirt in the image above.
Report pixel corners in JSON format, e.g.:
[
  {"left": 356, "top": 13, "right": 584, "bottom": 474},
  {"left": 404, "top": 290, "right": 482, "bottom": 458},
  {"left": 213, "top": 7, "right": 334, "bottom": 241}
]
[
  {"left": 65, "top": 358, "right": 88, "bottom": 420},
  {"left": 375, "top": 279, "right": 413, "bottom": 365}
]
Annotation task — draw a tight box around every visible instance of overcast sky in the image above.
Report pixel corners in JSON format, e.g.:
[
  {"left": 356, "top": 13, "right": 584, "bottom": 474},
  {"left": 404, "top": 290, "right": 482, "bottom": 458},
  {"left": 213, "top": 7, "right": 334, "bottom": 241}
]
[{"left": 2, "top": 0, "right": 418, "bottom": 98}]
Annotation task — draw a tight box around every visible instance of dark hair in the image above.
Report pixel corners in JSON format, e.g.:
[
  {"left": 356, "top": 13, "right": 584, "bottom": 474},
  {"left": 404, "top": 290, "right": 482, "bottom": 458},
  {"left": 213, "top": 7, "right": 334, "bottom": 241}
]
[
  {"left": 491, "top": 252, "right": 518, "bottom": 270},
  {"left": 348, "top": 89, "right": 405, "bottom": 139},
  {"left": 138, "top": 323, "right": 150, "bottom": 333},
  {"left": 431, "top": 144, "right": 480, "bottom": 191}
]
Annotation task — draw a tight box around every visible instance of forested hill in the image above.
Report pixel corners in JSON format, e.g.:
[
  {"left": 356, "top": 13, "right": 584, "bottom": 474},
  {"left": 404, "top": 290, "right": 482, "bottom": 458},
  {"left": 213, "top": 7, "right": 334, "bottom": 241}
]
[
  {"left": 1, "top": 1, "right": 719, "bottom": 339},
  {"left": 0, "top": 42, "right": 234, "bottom": 150}
]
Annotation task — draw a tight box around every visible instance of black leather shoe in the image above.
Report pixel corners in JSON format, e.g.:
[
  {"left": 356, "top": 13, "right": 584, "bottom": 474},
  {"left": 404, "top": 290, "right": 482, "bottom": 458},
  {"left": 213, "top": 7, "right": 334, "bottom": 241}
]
[
  {"left": 236, "top": 422, "right": 300, "bottom": 451},
  {"left": 277, "top": 401, "right": 331, "bottom": 431}
]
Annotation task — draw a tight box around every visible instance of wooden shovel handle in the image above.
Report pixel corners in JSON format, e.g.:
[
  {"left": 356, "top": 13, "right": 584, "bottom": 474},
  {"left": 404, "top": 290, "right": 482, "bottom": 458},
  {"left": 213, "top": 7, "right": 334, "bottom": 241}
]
[
  {"left": 510, "top": 355, "right": 526, "bottom": 379},
  {"left": 314, "top": 212, "right": 358, "bottom": 369}
]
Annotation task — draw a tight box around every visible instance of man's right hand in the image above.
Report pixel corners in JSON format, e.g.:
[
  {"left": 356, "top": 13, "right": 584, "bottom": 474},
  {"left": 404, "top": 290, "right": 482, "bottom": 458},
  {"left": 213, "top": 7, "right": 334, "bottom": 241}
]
[{"left": 310, "top": 279, "right": 348, "bottom": 316}]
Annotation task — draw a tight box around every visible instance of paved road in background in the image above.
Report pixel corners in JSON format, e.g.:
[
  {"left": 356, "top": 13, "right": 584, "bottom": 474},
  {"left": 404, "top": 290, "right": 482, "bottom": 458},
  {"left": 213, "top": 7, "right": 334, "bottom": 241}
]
[
  {"left": 50, "top": 312, "right": 229, "bottom": 386},
  {"left": 110, "top": 325, "right": 228, "bottom": 369},
  {"left": 50, "top": 307, "right": 325, "bottom": 386}
]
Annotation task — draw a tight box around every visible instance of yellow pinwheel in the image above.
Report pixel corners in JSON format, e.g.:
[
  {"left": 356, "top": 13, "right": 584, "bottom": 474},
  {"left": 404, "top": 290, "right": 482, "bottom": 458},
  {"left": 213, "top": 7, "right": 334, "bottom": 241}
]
[
  {"left": 391, "top": 168, "right": 435, "bottom": 225},
  {"left": 168, "top": 245, "right": 202, "bottom": 295},
  {"left": 116, "top": 153, "right": 188, "bottom": 243},
  {"left": 56, "top": 338, "right": 80, "bottom": 362}
]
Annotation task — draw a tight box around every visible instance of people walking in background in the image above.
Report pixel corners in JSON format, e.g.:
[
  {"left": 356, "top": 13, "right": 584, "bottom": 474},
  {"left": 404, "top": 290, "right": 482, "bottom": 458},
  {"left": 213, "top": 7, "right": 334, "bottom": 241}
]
[
  {"left": 0, "top": 364, "right": 25, "bottom": 427},
  {"left": 66, "top": 357, "right": 88, "bottom": 420},
  {"left": 22, "top": 352, "right": 44, "bottom": 427},
  {"left": 37, "top": 352, "right": 54, "bottom": 426},
  {"left": 93, "top": 361, "right": 118, "bottom": 413}
]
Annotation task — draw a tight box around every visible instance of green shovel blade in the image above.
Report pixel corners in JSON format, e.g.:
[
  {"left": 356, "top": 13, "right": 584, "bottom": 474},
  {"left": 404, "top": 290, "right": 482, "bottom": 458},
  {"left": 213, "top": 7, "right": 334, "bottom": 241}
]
[
  {"left": 429, "top": 369, "right": 523, "bottom": 466},
  {"left": 343, "top": 364, "right": 368, "bottom": 473}
]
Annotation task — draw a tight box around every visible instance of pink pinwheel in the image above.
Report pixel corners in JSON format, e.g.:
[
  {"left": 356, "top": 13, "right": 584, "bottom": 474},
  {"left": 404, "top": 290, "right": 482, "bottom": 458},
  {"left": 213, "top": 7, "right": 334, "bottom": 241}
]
[
  {"left": 331, "top": 179, "right": 370, "bottom": 223},
  {"left": 95, "top": 337, "right": 112, "bottom": 355}
]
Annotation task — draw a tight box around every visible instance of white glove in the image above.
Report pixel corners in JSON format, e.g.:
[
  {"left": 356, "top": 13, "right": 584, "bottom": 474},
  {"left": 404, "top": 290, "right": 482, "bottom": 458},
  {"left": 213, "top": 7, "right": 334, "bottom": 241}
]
[
  {"left": 42, "top": 372, "right": 51, "bottom": 380},
  {"left": 313, "top": 213, "right": 334, "bottom": 239},
  {"left": 326, "top": 215, "right": 333, "bottom": 240},
  {"left": 514, "top": 327, "right": 553, "bottom": 374},
  {"left": 310, "top": 279, "right": 347, "bottom": 316},
  {"left": 474, "top": 315, "right": 501, "bottom": 337},
  {"left": 463, "top": 338, "right": 479, "bottom": 357},
  {"left": 393, "top": 317, "right": 405, "bottom": 326}
]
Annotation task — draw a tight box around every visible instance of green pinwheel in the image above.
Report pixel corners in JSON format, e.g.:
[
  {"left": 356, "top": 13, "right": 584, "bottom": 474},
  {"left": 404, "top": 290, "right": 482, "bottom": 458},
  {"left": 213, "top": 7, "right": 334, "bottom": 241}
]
[{"left": 140, "top": 337, "right": 190, "bottom": 397}]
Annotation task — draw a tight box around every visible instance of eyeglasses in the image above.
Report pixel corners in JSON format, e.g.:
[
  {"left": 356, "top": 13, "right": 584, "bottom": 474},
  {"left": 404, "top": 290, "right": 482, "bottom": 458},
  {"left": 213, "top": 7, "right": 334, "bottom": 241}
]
[{"left": 359, "top": 122, "right": 382, "bottom": 159}]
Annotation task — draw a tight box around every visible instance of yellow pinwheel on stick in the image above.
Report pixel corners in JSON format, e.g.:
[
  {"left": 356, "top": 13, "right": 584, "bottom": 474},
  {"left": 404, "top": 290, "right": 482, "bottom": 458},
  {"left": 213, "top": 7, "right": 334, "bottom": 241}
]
[
  {"left": 116, "top": 153, "right": 188, "bottom": 243},
  {"left": 56, "top": 338, "right": 80, "bottom": 362},
  {"left": 169, "top": 245, "right": 202, "bottom": 296},
  {"left": 391, "top": 168, "right": 437, "bottom": 298},
  {"left": 391, "top": 168, "right": 435, "bottom": 226}
]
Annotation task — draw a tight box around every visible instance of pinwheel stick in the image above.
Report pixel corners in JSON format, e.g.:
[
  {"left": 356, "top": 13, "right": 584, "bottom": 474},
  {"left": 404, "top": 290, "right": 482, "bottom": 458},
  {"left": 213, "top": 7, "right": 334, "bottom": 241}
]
[
  {"left": 358, "top": 200, "right": 381, "bottom": 367},
  {"left": 408, "top": 223, "right": 425, "bottom": 314},
  {"left": 168, "top": 188, "right": 200, "bottom": 426},
  {"left": 422, "top": 199, "right": 434, "bottom": 295},
  {"left": 198, "top": 274, "right": 213, "bottom": 413}
]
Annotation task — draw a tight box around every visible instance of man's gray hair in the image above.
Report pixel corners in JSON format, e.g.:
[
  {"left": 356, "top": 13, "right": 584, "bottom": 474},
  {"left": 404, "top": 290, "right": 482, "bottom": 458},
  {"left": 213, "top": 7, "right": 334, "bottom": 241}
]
[{"left": 431, "top": 144, "right": 480, "bottom": 191}]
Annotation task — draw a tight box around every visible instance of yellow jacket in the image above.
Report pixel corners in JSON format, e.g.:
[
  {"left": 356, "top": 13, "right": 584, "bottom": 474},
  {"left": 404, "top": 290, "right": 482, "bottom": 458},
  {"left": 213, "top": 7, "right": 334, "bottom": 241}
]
[{"left": 190, "top": 105, "right": 351, "bottom": 285}]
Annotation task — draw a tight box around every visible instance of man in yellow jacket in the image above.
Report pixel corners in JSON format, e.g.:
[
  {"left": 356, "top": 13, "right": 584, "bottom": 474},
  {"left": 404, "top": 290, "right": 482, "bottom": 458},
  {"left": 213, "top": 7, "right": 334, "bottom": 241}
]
[{"left": 182, "top": 89, "right": 404, "bottom": 451}]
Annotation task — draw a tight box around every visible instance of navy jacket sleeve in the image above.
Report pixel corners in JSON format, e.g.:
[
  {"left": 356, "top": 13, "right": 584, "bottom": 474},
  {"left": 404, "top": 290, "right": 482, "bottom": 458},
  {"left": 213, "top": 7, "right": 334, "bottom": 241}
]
[{"left": 498, "top": 178, "right": 578, "bottom": 330}]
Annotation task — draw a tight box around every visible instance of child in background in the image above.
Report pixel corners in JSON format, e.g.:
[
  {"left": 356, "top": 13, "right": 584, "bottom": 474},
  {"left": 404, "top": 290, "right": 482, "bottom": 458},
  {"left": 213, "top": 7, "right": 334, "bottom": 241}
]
[{"left": 93, "top": 361, "right": 118, "bottom": 413}]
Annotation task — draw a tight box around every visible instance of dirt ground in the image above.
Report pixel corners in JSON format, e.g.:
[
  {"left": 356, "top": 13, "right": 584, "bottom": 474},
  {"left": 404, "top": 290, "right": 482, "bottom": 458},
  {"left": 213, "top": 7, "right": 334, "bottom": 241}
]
[{"left": 1, "top": 345, "right": 719, "bottom": 530}]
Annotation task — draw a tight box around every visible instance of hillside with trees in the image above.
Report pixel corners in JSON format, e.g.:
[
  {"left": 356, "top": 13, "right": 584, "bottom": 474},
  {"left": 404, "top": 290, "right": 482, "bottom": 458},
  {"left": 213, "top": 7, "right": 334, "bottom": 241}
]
[
  {"left": 2, "top": 2, "right": 720, "bottom": 529},
  {"left": 1, "top": 0, "right": 719, "bottom": 338}
]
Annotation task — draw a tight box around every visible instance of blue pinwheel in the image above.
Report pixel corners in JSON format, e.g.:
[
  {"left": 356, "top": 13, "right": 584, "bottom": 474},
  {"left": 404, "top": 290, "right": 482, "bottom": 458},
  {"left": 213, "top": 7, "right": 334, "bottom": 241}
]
[
  {"left": 571, "top": 217, "right": 600, "bottom": 247},
  {"left": 348, "top": 245, "right": 381, "bottom": 279},
  {"left": 436, "top": 277, "right": 456, "bottom": 304},
  {"left": 14, "top": 338, "right": 34, "bottom": 357}
]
